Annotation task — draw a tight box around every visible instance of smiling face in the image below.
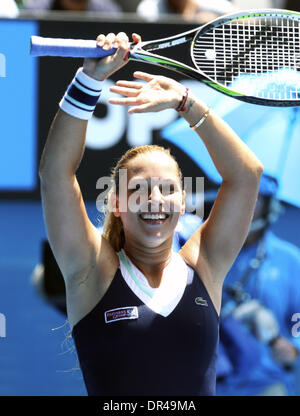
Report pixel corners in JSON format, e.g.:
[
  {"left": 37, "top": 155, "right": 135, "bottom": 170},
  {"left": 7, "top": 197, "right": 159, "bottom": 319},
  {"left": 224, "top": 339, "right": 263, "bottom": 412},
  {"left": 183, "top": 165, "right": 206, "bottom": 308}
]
[{"left": 114, "top": 151, "right": 185, "bottom": 248}]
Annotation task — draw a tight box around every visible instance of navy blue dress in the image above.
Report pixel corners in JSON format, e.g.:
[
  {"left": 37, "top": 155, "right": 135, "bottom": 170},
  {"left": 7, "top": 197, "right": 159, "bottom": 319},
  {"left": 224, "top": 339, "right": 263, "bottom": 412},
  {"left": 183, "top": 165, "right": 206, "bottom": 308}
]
[{"left": 72, "top": 267, "right": 219, "bottom": 396}]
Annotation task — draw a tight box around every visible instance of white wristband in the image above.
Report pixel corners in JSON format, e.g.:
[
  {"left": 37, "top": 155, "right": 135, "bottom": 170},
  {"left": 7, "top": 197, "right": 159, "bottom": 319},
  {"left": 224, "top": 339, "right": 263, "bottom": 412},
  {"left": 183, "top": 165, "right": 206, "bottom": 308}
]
[{"left": 59, "top": 68, "right": 104, "bottom": 120}]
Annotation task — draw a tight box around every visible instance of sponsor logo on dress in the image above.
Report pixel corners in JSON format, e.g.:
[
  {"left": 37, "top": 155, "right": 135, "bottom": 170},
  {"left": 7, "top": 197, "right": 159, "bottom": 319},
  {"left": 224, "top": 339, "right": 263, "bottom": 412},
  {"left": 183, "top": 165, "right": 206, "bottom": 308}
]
[{"left": 104, "top": 306, "right": 139, "bottom": 323}]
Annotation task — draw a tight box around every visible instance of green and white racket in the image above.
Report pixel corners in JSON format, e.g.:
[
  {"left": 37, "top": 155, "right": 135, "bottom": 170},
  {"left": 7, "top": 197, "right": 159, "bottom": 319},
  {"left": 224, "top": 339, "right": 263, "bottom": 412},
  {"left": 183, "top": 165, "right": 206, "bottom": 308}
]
[{"left": 31, "top": 9, "right": 300, "bottom": 106}]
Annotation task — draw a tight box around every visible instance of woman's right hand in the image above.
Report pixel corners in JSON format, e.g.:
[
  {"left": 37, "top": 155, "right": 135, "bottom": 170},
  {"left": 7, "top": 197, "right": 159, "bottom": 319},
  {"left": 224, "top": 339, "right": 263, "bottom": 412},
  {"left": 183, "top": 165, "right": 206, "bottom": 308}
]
[{"left": 82, "top": 32, "right": 141, "bottom": 81}]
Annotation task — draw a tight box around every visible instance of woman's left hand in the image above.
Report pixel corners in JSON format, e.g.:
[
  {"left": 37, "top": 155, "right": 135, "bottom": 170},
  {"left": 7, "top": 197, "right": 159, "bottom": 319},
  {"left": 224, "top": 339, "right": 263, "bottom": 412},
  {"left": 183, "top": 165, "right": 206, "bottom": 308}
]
[{"left": 109, "top": 72, "right": 186, "bottom": 113}]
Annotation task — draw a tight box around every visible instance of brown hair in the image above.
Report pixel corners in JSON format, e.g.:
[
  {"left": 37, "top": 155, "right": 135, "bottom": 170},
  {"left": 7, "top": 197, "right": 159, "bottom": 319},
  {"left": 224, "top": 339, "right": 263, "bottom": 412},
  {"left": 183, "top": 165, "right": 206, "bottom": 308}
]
[{"left": 102, "top": 145, "right": 182, "bottom": 252}]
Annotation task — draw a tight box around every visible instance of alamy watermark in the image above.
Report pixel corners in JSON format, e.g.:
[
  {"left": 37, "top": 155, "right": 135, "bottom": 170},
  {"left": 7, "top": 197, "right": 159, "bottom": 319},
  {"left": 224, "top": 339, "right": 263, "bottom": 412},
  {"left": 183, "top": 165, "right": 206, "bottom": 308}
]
[
  {"left": 0, "top": 53, "right": 6, "bottom": 78},
  {"left": 95, "top": 169, "right": 204, "bottom": 217},
  {"left": 291, "top": 313, "right": 300, "bottom": 338},
  {"left": 0, "top": 313, "right": 6, "bottom": 338}
]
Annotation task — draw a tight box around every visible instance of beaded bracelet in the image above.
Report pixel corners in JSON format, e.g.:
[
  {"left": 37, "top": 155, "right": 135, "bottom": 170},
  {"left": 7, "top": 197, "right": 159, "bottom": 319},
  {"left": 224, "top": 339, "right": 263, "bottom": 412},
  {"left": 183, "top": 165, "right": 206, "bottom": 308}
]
[
  {"left": 175, "top": 87, "right": 189, "bottom": 112},
  {"left": 59, "top": 67, "right": 104, "bottom": 120}
]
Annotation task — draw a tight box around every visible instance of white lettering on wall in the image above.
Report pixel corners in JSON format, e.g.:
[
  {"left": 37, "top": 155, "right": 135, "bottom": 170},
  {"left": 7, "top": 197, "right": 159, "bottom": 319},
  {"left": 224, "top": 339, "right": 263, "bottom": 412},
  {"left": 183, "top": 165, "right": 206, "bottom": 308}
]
[{"left": 0, "top": 53, "right": 6, "bottom": 78}]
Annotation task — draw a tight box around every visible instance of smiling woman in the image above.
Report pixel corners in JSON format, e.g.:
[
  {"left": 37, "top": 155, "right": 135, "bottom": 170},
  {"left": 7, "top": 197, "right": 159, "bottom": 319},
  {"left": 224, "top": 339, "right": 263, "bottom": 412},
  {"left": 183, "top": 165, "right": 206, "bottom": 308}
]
[
  {"left": 102, "top": 145, "right": 184, "bottom": 253},
  {"left": 38, "top": 31, "right": 263, "bottom": 396}
]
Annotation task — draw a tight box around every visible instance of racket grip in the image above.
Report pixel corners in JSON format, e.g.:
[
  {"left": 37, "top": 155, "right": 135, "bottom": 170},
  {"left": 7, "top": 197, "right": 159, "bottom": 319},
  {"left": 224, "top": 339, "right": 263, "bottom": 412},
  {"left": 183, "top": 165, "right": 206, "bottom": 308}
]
[{"left": 30, "top": 35, "right": 117, "bottom": 58}]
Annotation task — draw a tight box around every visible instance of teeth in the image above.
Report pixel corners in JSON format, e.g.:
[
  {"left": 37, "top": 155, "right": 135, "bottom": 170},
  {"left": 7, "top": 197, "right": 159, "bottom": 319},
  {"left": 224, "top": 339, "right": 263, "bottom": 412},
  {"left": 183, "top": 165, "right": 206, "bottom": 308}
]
[{"left": 140, "top": 213, "right": 168, "bottom": 220}]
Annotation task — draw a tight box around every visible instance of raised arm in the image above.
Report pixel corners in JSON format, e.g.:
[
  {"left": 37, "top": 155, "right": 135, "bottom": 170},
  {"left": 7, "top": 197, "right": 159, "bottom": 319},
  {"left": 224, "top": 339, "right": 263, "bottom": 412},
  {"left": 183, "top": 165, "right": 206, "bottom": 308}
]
[
  {"left": 39, "top": 32, "right": 136, "bottom": 289},
  {"left": 109, "top": 72, "right": 263, "bottom": 287},
  {"left": 179, "top": 87, "right": 263, "bottom": 282}
]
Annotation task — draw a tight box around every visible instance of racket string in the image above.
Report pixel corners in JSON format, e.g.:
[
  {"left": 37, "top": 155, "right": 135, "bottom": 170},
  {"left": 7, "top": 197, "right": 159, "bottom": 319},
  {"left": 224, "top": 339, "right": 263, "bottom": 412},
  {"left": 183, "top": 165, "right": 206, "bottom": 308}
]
[{"left": 192, "top": 16, "right": 300, "bottom": 100}]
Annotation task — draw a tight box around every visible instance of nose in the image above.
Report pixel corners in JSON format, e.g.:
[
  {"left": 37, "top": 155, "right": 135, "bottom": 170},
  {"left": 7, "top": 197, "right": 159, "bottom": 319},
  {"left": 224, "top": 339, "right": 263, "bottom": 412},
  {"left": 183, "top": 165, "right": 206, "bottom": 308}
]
[{"left": 149, "top": 185, "right": 163, "bottom": 209}]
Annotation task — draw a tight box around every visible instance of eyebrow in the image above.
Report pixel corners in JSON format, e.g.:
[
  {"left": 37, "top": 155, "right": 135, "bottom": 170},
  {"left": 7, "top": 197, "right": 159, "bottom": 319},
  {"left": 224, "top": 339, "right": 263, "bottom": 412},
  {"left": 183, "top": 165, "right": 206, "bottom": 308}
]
[
  {"left": 127, "top": 178, "right": 181, "bottom": 194},
  {"left": 128, "top": 166, "right": 147, "bottom": 176},
  {"left": 129, "top": 177, "right": 179, "bottom": 184}
]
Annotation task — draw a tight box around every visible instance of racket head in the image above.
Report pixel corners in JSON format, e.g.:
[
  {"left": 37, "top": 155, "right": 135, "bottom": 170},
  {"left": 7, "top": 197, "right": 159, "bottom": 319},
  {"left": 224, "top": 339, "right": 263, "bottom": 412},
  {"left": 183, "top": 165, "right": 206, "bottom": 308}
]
[{"left": 190, "top": 9, "right": 300, "bottom": 106}]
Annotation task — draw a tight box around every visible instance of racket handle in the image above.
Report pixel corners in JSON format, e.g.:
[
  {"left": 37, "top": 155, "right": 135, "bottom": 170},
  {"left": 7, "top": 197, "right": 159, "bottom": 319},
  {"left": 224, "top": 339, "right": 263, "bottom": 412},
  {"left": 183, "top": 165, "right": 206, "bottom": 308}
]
[{"left": 30, "top": 35, "right": 117, "bottom": 58}]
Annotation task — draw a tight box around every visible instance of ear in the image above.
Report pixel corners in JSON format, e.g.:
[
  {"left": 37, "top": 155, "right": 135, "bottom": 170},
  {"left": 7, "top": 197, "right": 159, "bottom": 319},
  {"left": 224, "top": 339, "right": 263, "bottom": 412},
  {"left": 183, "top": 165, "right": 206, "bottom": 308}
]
[{"left": 180, "top": 189, "right": 186, "bottom": 216}]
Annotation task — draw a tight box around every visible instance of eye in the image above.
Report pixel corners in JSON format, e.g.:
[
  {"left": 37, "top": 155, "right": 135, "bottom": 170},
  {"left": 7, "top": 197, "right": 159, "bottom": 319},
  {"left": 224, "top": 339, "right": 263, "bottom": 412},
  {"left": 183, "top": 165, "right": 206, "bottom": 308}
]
[
  {"left": 130, "top": 182, "right": 148, "bottom": 193},
  {"left": 160, "top": 183, "right": 176, "bottom": 195}
]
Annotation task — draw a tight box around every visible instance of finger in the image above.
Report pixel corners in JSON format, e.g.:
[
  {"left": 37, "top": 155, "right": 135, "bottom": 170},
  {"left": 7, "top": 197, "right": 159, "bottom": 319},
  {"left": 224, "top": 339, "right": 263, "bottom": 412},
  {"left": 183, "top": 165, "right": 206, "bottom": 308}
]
[
  {"left": 111, "top": 32, "right": 130, "bottom": 61},
  {"left": 128, "top": 103, "right": 152, "bottom": 114},
  {"left": 116, "top": 80, "right": 143, "bottom": 89},
  {"left": 132, "top": 33, "right": 142, "bottom": 43},
  {"left": 96, "top": 34, "right": 106, "bottom": 47},
  {"left": 115, "top": 32, "right": 129, "bottom": 50},
  {"left": 109, "top": 86, "right": 139, "bottom": 97},
  {"left": 133, "top": 71, "right": 155, "bottom": 82},
  {"left": 117, "top": 32, "right": 129, "bottom": 42},
  {"left": 108, "top": 97, "right": 143, "bottom": 106},
  {"left": 103, "top": 33, "right": 117, "bottom": 50},
  {"left": 96, "top": 32, "right": 128, "bottom": 51}
]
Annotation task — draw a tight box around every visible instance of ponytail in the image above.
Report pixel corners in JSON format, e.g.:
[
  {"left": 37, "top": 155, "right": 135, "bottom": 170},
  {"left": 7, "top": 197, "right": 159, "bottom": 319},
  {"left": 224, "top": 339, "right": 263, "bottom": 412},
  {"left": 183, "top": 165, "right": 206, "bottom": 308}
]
[{"left": 102, "top": 204, "right": 125, "bottom": 253}]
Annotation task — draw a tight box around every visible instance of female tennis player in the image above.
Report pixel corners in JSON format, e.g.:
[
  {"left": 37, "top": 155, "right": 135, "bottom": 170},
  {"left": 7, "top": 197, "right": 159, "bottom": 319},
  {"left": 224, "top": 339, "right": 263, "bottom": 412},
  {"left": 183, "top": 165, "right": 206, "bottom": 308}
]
[{"left": 39, "top": 32, "right": 263, "bottom": 396}]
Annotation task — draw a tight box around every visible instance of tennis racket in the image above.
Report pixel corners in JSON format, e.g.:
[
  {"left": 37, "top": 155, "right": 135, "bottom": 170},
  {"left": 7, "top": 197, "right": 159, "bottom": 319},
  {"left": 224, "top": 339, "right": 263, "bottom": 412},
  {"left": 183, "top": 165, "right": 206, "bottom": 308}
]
[{"left": 31, "top": 9, "right": 300, "bottom": 107}]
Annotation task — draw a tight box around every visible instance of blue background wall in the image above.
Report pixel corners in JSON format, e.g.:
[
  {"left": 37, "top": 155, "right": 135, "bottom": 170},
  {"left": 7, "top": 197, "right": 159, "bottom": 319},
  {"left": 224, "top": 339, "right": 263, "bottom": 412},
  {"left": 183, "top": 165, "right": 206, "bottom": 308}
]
[{"left": 0, "top": 20, "right": 38, "bottom": 191}]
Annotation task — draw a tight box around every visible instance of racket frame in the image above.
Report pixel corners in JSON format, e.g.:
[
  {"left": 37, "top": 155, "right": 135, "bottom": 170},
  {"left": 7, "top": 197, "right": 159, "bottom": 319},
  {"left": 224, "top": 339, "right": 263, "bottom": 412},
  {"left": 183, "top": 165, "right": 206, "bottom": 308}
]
[
  {"left": 128, "top": 8, "right": 300, "bottom": 106},
  {"left": 30, "top": 8, "right": 300, "bottom": 106}
]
